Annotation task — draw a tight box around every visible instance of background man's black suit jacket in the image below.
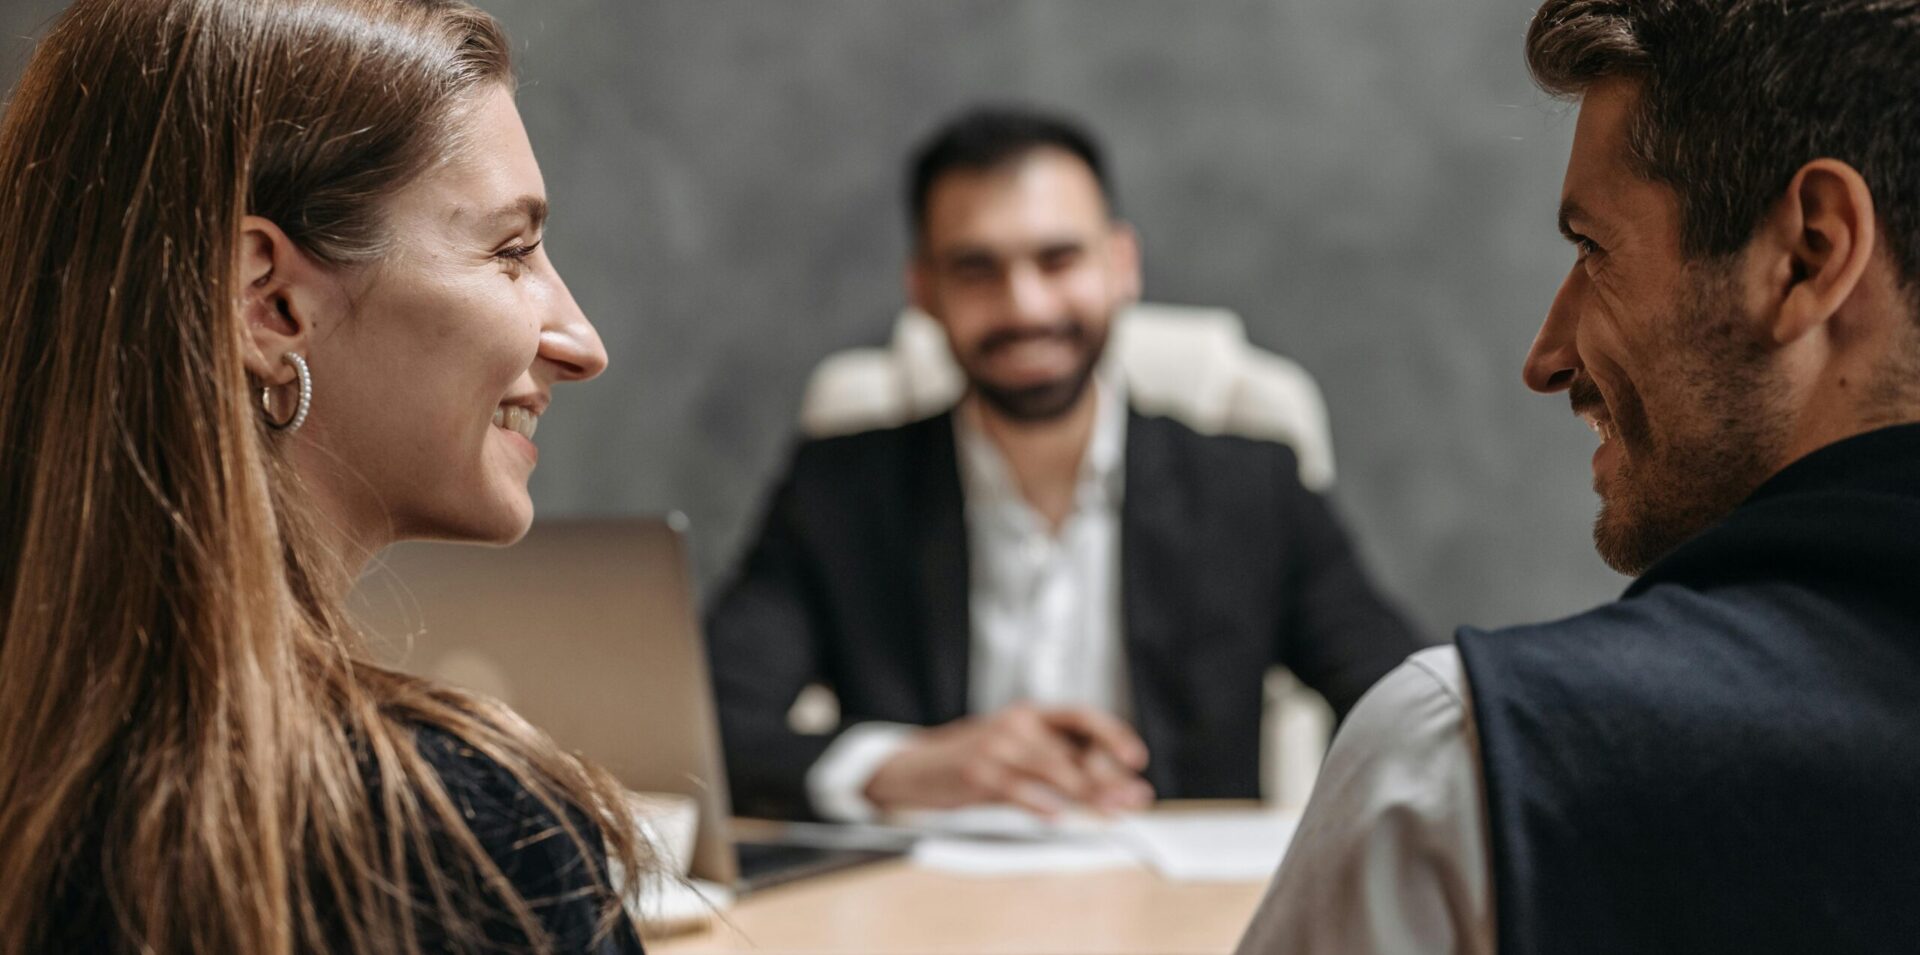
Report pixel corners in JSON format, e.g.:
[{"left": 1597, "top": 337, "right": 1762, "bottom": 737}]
[{"left": 707, "top": 408, "right": 1425, "bottom": 819}]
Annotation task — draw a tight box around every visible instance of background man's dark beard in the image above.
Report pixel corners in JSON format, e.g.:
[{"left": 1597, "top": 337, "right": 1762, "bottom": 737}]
[
  {"left": 1592, "top": 268, "right": 1786, "bottom": 575},
  {"left": 971, "top": 360, "right": 1101, "bottom": 422},
  {"left": 966, "top": 323, "right": 1110, "bottom": 423}
]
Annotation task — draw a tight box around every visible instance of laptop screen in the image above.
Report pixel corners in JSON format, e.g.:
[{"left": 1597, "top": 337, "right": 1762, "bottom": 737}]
[{"left": 348, "top": 515, "right": 740, "bottom": 885}]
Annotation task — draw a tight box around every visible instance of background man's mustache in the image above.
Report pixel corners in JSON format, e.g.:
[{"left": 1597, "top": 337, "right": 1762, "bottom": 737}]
[{"left": 977, "top": 323, "right": 1086, "bottom": 355}]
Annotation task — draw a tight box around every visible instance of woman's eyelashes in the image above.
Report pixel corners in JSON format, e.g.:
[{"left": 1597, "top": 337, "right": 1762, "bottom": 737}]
[{"left": 496, "top": 238, "right": 542, "bottom": 273}]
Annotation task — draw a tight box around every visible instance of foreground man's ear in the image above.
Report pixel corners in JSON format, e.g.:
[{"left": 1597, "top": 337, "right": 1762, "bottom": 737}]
[{"left": 1752, "top": 159, "right": 1877, "bottom": 347}]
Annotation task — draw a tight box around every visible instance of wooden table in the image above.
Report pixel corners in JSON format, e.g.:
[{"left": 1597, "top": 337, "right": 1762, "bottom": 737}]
[{"left": 652, "top": 848, "right": 1268, "bottom": 955}]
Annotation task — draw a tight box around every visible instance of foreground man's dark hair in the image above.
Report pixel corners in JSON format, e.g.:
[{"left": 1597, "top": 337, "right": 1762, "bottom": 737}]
[{"left": 1528, "top": 0, "right": 1920, "bottom": 294}]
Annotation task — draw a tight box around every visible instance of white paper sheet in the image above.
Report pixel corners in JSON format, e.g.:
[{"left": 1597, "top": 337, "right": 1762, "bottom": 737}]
[
  {"left": 1116, "top": 809, "right": 1302, "bottom": 882},
  {"left": 889, "top": 805, "right": 1110, "bottom": 841},
  {"left": 910, "top": 836, "right": 1142, "bottom": 876},
  {"left": 897, "top": 804, "right": 1302, "bottom": 880}
]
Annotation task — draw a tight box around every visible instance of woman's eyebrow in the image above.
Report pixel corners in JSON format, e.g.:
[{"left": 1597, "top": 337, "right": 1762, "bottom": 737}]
[{"left": 455, "top": 194, "right": 549, "bottom": 232}]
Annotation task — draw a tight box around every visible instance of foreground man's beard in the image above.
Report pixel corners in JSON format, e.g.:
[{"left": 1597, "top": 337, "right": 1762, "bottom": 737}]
[
  {"left": 967, "top": 320, "right": 1110, "bottom": 423},
  {"left": 1589, "top": 266, "right": 1786, "bottom": 576}
]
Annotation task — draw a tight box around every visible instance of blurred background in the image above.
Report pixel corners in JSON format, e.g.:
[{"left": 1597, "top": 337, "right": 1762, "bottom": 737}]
[{"left": 1, "top": 0, "right": 1621, "bottom": 637}]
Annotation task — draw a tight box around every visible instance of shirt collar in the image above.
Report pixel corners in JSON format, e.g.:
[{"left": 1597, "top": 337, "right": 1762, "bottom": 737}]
[{"left": 955, "top": 369, "right": 1129, "bottom": 525}]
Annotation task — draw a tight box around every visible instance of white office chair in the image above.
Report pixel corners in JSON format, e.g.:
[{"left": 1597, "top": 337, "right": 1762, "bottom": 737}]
[{"left": 794, "top": 302, "right": 1336, "bottom": 806}]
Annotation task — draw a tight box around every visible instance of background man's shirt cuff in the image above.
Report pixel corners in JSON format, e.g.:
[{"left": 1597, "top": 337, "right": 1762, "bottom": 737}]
[{"left": 805, "top": 721, "right": 918, "bottom": 822}]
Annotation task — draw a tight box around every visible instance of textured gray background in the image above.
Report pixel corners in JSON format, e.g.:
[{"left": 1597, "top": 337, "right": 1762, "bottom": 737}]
[{"left": 2, "top": 0, "right": 1623, "bottom": 636}]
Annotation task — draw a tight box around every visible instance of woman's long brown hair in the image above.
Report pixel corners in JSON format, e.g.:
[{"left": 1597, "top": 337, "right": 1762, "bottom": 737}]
[{"left": 0, "top": 1, "right": 645, "bottom": 952}]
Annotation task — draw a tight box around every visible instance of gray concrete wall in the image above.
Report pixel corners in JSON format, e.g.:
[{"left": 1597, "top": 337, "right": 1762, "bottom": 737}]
[{"left": 1, "top": 0, "right": 1625, "bottom": 637}]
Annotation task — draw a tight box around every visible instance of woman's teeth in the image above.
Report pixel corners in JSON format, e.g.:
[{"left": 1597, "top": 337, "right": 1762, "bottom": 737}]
[{"left": 492, "top": 405, "right": 538, "bottom": 441}]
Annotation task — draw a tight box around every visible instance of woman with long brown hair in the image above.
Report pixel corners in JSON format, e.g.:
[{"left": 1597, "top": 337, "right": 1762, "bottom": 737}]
[{"left": 0, "top": 1, "right": 648, "bottom": 952}]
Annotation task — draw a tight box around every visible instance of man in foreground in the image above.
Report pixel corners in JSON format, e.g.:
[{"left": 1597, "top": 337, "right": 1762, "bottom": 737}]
[{"left": 1237, "top": 1, "right": 1920, "bottom": 952}]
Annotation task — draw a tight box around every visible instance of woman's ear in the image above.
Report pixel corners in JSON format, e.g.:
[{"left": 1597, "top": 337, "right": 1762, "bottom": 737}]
[{"left": 238, "top": 215, "right": 323, "bottom": 384}]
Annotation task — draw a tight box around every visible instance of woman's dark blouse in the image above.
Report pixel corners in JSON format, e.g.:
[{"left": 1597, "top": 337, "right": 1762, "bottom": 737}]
[
  {"left": 46, "top": 725, "right": 646, "bottom": 953},
  {"left": 412, "top": 725, "right": 647, "bottom": 954}
]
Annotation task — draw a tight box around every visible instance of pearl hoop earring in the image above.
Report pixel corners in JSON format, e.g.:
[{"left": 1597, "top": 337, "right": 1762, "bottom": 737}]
[{"left": 262, "top": 352, "right": 312, "bottom": 434}]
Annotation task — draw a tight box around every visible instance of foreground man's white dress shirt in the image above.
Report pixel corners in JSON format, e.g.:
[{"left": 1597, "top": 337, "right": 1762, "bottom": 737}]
[{"left": 1235, "top": 645, "right": 1494, "bottom": 955}]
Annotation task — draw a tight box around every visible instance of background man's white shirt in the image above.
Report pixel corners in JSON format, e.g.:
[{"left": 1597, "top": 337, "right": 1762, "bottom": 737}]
[{"left": 806, "top": 379, "right": 1130, "bottom": 821}]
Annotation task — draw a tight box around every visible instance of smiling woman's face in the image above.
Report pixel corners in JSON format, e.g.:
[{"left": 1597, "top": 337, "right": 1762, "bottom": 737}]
[{"left": 291, "top": 85, "right": 608, "bottom": 552}]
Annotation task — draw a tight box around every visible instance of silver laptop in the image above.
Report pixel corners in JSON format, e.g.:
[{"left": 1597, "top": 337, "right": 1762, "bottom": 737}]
[{"left": 347, "top": 515, "right": 903, "bottom": 890}]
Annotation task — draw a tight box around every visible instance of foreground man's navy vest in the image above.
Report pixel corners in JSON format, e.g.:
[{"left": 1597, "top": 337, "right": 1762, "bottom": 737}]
[{"left": 1457, "top": 424, "right": 1920, "bottom": 955}]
